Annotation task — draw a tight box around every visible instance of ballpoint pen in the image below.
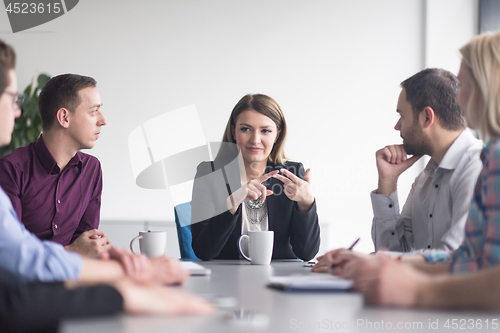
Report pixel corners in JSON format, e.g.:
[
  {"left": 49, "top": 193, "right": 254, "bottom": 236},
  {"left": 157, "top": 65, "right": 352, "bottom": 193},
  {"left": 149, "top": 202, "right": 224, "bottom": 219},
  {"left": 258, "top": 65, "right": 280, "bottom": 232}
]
[
  {"left": 346, "top": 237, "right": 360, "bottom": 251},
  {"left": 330, "top": 237, "right": 360, "bottom": 271}
]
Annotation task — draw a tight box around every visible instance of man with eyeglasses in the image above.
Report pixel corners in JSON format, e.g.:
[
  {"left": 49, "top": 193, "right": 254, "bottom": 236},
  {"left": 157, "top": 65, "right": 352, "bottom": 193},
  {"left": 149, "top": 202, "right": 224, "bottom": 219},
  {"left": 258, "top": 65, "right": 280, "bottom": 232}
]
[
  {"left": 0, "top": 90, "right": 23, "bottom": 108},
  {"left": 0, "top": 38, "right": 213, "bottom": 332},
  {"left": 0, "top": 83, "right": 22, "bottom": 147},
  {"left": 0, "top": 73, "right": 112, "bottom": 256}
]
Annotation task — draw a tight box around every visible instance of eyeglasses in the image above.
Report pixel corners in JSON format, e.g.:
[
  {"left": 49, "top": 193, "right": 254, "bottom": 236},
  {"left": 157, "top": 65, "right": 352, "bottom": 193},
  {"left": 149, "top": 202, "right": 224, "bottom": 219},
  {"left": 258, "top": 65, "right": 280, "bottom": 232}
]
[{"left": 1, "top": 90, "right": 25, "bottom": 109}]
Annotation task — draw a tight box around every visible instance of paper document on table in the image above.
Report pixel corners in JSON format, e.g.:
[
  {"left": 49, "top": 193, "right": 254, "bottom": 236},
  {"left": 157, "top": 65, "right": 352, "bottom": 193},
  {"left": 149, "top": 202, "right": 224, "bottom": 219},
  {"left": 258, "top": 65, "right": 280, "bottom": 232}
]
[
  {"left": 181, "top": 261, "right": 211, "bottom": 276},
  {"left": 268, "top": 275, "right": 353, "bottom": 291}
]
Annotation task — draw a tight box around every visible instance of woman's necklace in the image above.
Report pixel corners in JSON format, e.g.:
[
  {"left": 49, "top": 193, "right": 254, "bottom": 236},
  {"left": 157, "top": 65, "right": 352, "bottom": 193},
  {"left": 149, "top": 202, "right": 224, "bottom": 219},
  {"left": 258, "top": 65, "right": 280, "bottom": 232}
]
[
  {"left": 243, "top": 166, "right": 268, "bottom": 224},
  {"left": 245, "top": 198, "right": 267, "bottom": 224}
]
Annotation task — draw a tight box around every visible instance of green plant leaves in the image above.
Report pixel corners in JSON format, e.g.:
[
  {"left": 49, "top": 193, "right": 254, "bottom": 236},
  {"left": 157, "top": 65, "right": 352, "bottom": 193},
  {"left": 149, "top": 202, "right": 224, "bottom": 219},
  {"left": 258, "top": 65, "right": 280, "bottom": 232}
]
[{"left": 37, "top": 74, "right": 50, "bottom": 88}]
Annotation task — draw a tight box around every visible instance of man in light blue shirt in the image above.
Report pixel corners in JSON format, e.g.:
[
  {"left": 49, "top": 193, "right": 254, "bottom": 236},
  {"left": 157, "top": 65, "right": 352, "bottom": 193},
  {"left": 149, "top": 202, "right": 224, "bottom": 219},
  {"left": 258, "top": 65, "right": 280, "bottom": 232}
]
[
  {"left": 0, "top": 39, "right": 188, "bottom": 286},
  {"left": 0, "top": 186, "right": 82, "bottom": 282},
  {"left": 0, "top": 39, "right": 214, "bottom": 329},
  {"left": 0, "top": 41, "right": 81, "bottom": 282}
]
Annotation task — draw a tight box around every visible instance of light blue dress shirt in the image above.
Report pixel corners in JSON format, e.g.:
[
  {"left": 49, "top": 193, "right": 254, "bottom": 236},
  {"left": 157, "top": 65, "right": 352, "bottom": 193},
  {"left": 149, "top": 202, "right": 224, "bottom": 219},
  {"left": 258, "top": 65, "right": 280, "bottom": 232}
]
[{"left": 0, "top": 186, "right": 82, "bottom": 283}]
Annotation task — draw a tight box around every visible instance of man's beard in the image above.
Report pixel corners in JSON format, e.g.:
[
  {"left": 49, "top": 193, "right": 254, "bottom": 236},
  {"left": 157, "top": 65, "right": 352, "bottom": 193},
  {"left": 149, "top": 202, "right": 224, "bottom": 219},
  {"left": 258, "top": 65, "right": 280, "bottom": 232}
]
[{"left": 402, "top": 124, "right": 433, "bottom": 157}]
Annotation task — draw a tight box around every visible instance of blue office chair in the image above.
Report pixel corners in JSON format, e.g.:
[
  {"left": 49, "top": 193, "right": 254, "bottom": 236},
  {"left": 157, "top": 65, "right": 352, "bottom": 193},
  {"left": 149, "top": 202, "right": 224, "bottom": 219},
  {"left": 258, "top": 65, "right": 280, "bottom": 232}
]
[{"left": 174, "top": 202, "right": 200, "bottom": 260}]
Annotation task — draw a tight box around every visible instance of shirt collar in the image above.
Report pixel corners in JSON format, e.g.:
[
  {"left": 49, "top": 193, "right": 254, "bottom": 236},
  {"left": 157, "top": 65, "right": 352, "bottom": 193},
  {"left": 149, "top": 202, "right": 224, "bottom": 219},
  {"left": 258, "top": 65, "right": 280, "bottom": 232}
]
[
  {"left": 423, "top": 158, "right": 438, "bottom": 175},
  {"left": 34, "top": 135, "right": 83, "bottom": 174},
  {"left": 437, "top": 129, "right": 480, "bottom": 170},
  {"left": 69, "top": 152, "right": 83, "bottom": 172}
]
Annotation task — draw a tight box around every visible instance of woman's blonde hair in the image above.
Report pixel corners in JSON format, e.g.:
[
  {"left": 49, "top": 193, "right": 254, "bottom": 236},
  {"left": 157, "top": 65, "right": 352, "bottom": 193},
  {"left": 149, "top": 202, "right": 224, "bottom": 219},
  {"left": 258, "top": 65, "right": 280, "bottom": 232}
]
[
  {"left": 218, "top": 94, "right": 287, "bottom": 165},
  {"left": 460, "top": 31, "right": 500, "bottom": 140}
]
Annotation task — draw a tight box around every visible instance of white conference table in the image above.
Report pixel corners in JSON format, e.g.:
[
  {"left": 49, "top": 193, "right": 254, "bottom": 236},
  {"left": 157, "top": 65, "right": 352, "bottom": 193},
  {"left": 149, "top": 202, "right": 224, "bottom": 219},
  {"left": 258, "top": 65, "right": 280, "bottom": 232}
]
[{"left": 62, "top": 260, "right": 500, "bottom": 333}]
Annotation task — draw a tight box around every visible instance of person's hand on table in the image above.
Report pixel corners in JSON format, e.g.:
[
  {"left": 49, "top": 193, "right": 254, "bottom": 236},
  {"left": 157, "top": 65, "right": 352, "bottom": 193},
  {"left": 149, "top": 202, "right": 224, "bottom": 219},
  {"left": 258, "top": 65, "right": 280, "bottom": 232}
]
[
  {"left": 101, "top": 248, "right": 188, "bottom": 285},
  {"left": 227, "top": 170, "right": 278, "bottom": 215},
  {"left": 111, "top": 279, "right": 215, "bottom": 316},
  {"left": 66, "top": 278, "right": 215, "bottom": 316},
  {"left": 339, "top": 251, "right": 380, "bottom": 279},
  {"left": 65, "top": 229, "right": 112, "bottom": 256},
  {"left": 101, "top": 247, "right": 151, "bottom": 277},
  {"left": 273, "top": 168, "right": 314, "bottom": 212},
  {"left": 312, "top": 248, "right": 346, "bottom": 273},
  {"left": 312, "top": 249, "right": 371, "bottom": 277},
  {"left": 148, "top": 256, "right": 190, "bottom": 285},
  {"left": 353, "top": 255, "right": 429, "bottom": 307}
]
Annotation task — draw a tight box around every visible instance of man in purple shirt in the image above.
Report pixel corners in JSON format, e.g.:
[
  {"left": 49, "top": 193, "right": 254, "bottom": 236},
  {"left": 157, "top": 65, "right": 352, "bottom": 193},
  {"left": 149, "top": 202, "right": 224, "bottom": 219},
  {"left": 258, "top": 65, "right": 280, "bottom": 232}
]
[
  {"left": 0, "top": 39, "right": 213, "bottom": 329},
  {"left": 0, "top": 74, "right": 111, "bottom": 256}
]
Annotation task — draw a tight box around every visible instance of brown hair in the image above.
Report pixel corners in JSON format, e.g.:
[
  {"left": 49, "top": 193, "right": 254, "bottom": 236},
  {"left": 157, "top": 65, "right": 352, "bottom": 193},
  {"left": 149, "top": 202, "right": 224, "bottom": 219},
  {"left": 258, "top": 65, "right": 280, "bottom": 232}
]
[
  {"left": 400, "top": 68, "right": 464, "bottom": 131},
  {"left": 219, "top": 94, "right": 287, "bottom": 165},
  {"left": 38, "top": 73, "right": 97, "bottom": 130},
  {"left": 0, "top": 39, "right": 16, "bottom": 92}
]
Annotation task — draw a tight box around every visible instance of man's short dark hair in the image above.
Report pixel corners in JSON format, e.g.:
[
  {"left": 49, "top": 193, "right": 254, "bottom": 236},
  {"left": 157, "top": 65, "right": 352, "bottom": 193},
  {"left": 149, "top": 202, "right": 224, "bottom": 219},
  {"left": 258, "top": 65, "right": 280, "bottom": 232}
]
[
  {"left": 0, "top": 39, "right": 16, "bottom": 92},
  {"left": 401, "top": 68, "right": 465, "bottom": 131},
  {"left": 38, "top": 74, "right": 97, "bottom": 130}
]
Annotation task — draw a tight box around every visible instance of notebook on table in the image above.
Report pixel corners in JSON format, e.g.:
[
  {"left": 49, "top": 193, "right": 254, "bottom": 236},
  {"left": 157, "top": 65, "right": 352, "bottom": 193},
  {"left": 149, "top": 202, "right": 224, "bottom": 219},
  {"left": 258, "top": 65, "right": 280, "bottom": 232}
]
[{"left": 268, "top": 275, "right": 353, "bottom": 292}]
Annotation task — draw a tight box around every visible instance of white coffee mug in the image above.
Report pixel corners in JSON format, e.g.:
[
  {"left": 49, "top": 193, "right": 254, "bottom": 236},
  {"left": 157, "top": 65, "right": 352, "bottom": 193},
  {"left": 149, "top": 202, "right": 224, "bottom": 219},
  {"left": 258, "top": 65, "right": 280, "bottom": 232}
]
[
  {"left": 130, "top": 230, "right": 167, "bottom": 258},
  {"left": 238, "top": 231, "right": 274, "bottom": 265}
]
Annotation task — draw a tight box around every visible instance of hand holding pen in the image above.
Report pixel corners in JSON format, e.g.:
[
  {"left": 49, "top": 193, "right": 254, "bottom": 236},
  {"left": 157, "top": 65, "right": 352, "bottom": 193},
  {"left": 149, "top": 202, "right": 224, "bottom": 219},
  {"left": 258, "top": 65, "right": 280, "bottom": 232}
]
[
  {"left": 329, "top": 237, "right": 360, "bottom": 271},
  {"left": 311, "top": 238, "right": 361, "bottom": 274}
]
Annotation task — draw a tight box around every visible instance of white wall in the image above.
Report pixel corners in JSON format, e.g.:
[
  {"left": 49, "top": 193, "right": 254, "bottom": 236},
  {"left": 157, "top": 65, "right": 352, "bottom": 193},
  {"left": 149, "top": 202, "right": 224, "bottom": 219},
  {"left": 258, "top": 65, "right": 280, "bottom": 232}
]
[
  {"left": 426, "top": 0, "right": 478, "bottom": 71},
  {"left": 0, "top": 0, "right": 477, "bottom": 255}
]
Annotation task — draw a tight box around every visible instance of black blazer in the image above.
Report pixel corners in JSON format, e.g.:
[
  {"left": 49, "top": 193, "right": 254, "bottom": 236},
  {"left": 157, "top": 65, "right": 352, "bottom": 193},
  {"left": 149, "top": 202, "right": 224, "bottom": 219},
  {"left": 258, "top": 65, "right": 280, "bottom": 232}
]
[{"left": 191, "top": 160, "right": 320, "bottom": 261}]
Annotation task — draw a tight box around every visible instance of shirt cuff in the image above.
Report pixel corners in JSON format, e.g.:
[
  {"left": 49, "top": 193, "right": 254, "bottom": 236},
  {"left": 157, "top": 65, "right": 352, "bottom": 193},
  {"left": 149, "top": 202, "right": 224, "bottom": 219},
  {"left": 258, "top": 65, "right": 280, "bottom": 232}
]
[
  {"left": 423, "top": 249, "right": 453, "bottom": 264},
  {"left": 371, "top": 189, "right": 400, "bottom": 219}
]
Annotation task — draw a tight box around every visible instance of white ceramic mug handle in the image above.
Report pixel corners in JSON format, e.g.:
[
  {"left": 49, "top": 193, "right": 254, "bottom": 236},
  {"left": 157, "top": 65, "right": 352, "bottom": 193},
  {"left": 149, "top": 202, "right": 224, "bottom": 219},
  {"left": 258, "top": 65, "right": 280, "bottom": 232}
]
[
  {"left": 238, "top": 235, "right": 251, "bottom": 261},
  {"left": 129, "top": 235, "right": 142, "bottom": 254}
]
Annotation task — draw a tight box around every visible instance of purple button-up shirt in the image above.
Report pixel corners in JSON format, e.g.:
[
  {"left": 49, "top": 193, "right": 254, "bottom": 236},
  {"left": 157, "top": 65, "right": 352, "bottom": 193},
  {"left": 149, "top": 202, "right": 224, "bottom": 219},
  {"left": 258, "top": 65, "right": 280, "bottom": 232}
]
[{"left": 0, "top": 135, "right": 102, "bottom": 245}]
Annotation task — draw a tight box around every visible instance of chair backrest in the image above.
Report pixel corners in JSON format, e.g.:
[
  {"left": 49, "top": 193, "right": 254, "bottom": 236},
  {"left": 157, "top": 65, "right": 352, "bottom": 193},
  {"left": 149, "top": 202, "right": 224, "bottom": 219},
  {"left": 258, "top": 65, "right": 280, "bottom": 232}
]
[{"left": 174, "top": 202, "right": 200, "bottom": 260}]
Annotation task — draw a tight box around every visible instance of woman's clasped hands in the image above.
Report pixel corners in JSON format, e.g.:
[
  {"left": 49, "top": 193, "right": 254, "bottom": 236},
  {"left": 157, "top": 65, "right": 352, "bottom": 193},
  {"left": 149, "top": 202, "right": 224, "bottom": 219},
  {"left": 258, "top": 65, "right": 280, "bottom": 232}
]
[
  {"left": 227, "top": 170, "right": 278, "bottom": 215},
  {"left": 227, "top": 168, "right": 315, "bottom": 214},
  {"left": 273, "top": 168, "right": 314, "bottom": 212}
]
